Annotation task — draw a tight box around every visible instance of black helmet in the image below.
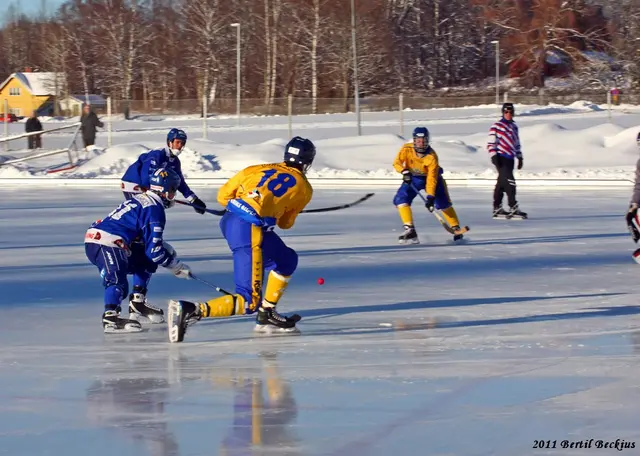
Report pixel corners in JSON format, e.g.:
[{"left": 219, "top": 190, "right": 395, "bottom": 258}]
[
  {"left": 502, "top": 103, "right": 515, "bottom": 115},
  {"left": 284, "top": 136, "right": 316, "bottom": 173}
]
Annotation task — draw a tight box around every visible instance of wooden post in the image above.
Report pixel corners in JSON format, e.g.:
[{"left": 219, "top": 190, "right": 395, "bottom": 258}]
[
  {"left": 107, "top": 97, "right": 112, "bottom": 147},
  {"left": 202, "top": 95, "right": 208, "bottom": 139},
  {"left": 3, "top": 99, "right": 8, "bottom": 153},
  {"left": 399, "top": 92, "right": 404, "bottom": 136},
  {"left": 288, "top": 94, "right": 293, "bottom": 138}
]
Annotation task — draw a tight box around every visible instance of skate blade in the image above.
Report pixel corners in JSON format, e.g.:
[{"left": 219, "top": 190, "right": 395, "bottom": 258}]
[
  {"left": 103, "top": 324, "right": 143, "bottom": 334},
  {"left": 398, "top": 238, "right": 420, "bottom": 245},
  {"left": 254, "top": 324, "right": 301, "bottom": 335},
  {"left": 494, "top": 215, "right": 527, "bottom": 220},
  {"left": 129, "top": 312, "right": 165, "bottom": 324}
]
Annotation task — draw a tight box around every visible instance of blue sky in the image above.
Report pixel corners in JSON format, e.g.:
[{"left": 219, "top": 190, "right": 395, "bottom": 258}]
[{"left": 6, "top": 0, "right": 66, "bottom": 18}]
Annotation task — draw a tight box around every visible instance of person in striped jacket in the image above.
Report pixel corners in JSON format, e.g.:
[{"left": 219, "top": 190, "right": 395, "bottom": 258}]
[{"left": 487, "top": 103, "right": 528, "bottom": 219}]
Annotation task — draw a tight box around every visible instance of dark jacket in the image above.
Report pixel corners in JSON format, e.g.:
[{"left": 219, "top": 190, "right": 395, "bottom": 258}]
[
  {"left": 80, "top": 111, "right": 104, "bottom": 137},
  {"left": 632, "top": 158, "right": 640, "bottom": 205},
  {"left": 25, "top": 117, "right": 43, "bottom": 133}
]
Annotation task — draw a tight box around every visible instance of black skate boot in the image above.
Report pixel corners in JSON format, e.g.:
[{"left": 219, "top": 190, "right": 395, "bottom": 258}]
[
  {"left": 128, "top": 286, "right": 165, "bottom": 324},
  {"left": 506, "top": 204, "right": 528, "bottom": 220},
  {"left": 255, "top": 305, "right": 301, "bottom": 334},
  {"left": 451, "top": 225, "right": 464, "bottom": 242},
  {"left": 102, "top": 308, "right": 143, "bottom": 334},
  {"left": 167, "top": 300, "right": 202, "bottom": 343},
  {"left": 398, "top": 224, "right": 419, "bottom": 244},
  {"left": 493, "top": 206, "right": 509, "bottom": 219}
]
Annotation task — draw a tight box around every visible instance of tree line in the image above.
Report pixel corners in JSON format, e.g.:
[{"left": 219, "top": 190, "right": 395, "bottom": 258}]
[{"left": 1, "top": 0, "right": 638, "bottom": 114}]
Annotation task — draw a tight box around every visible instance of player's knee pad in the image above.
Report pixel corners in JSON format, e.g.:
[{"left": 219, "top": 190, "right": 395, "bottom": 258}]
[
  {"left": 393, "top": 194, "right": 411, "bottom": 206},
  {"left": 393, "top": 184, "right": 417, "bottom": 206},
  {"left": 104, "top": 283, "right": 127, "bottom": 305},
  {"left": 276, "top": 247, "right": 298, "bottom": 276}
]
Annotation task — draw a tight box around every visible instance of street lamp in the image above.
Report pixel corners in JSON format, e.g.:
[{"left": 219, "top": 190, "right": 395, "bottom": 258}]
[
  {"left": 491, "top": 40, "right": 500, "bottom": 108},
  {"left": 350, "top": 0, "right": 361, "bottom": 136},
  {"left": 231, "top": 23, "right": 241, "bottom": 126}
]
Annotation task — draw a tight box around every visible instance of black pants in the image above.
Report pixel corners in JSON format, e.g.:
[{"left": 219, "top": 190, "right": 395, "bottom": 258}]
[
  {"left": 83, "top": 135, "right": 95, "bottom": 148},
  {"left": 493, "top": 155, "right": 517, "bottom": 208},
  {"left": 28, "top": 135, "right": 41, "bottom": 149}
]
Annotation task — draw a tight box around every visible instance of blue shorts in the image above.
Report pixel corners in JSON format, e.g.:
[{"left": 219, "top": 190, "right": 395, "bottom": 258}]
[
  {"left": 85, "top": 242, "right": 157, "bottom": 307},
  {"left": 220, "top": 211, "right": 298, "bottom": 313},
  {"left": 393, "top": 175, "right": 452, "bottom": 210}
]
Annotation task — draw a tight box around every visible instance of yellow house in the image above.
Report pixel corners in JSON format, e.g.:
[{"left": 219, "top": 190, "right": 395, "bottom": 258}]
[{"left": 0, "top": 72, "right": 66, "bottom": 118}]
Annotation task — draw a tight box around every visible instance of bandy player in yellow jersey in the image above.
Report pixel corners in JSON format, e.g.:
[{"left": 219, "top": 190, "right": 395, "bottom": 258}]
[
  {"left": 394, "top": 127, "right": 464, "bottom": 243},
  {"left": 167, "top": 136, "right": 315, "bottom": 342}
]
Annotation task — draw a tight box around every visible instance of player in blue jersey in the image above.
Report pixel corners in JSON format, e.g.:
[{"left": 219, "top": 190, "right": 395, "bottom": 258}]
[
  {"left": 121, "top": 128, "right": 207, "bottom": 214},
  {"left": 85, "top": 168, "right": 193, "bottom": 333}
]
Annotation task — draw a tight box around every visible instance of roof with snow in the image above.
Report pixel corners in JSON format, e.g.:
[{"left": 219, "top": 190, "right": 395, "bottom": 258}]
[
  {"left": 0, "top": 72, "right": 66, "bottom": 96},
  {"left": 65, "top": 94, "right": 107, "bottom": 105}
]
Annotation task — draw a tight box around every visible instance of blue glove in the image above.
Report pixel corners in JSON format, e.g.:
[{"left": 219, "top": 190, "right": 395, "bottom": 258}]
[{"left": 425, "top": 196, "right": 435, "bottom": 212}]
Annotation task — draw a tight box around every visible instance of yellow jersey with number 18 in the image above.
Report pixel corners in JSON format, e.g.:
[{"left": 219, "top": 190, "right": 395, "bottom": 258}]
[{"left": 217, "top": 162, "right": 313, "bottom": 230}]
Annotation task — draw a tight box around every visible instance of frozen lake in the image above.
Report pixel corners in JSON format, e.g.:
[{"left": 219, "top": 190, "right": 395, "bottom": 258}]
[{"left": 1, "top": 186, "right": 639, "bottom": 455}]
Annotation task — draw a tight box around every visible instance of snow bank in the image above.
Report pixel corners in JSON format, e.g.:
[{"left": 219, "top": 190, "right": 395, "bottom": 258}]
[{"left": 0, "top": 109, "right": 638, "bottom": 184}]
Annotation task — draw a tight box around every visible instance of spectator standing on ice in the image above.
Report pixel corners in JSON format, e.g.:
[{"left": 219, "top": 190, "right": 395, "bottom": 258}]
[
  {"left": 25, "top": 110, "right": 43, "bottom": 149},
  {"left": 487, "top": 102, "right": 527, "bottom": 220},
  {"left": 80, "top": 103, "right": 103, "bottom": 150},
  {"left": 626, "top": 132, "right": 640, "bottom": 262}
]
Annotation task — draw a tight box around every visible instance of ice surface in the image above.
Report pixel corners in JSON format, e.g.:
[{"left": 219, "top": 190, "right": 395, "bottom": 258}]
[{"left": 1, "top": 186, "right": 640, "bottom": 455}]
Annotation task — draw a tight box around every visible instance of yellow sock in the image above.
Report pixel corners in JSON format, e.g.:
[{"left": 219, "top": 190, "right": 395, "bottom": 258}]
[
  {"left": 442, "top": 206, "right": 460, "bottom": 227},
  {"left": 397, "top": 204, "right": 413, "bottom": 226},
  {"left": 199, "top": 294, "right": 246, "bottom": 318},
  {"left": 263, "top": 271, "right": 290, "bottom": 305}
]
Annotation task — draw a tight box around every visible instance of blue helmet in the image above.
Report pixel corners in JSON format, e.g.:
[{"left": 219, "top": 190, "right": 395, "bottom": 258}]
[
  {"left": 167, "top": 128, "right": 187, "bottom": 155},
  {"left": 149, "top": 168, "right": 181, "bottom": 208},
  {"left": 412, "top": 127, "right": 430, "bottom": 154},
  {"left": 284, "top": 136, "right": 316, "bottom": 173}
]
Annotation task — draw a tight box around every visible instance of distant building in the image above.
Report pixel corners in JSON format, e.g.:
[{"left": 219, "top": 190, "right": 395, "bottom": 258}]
[
  {"left": 59, "top": 94, "right": 107, "bottom": 116},
  {"left": 0, "top": 71, "right": 66, "bottom": 117}
]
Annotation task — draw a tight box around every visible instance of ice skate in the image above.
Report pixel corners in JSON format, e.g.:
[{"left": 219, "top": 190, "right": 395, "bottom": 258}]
[
  {"left": 451, "top": 225, "right": 464, "bottom": 242},
  {"left": 492, "top": 206, "right": 509, "bottom": 219},
  {"left": 102, "top": 309, "right": 143, "bottom": 334},
  {"left": 167, "top": 300, "right": 202, "bottom": 343},
  {"left": 506, "top": 204, "right": 528, "bottom": 220},
  {"left": 398, "top": 224, "right": 419, "bottom": 244},
  {"left": 128, "top": 287, "right": 165, "bottom": 324},
  {"left": 254, "top": 306, "right": 301, "bottom": 335}
]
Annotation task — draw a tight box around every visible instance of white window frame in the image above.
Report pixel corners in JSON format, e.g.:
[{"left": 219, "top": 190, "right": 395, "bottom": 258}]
[
  {"left": 9, "top": 87, "right": 21, "bottom": 96},
  {"left": 8, "top": 108, "right": 21, "bottom": 116}
]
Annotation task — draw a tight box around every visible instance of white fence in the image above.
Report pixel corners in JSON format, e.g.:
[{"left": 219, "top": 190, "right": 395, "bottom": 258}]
[
  {"left": 99, "top": 90, "right": 624, "bottom": 140},
  {"left": 0, "top": 122, "right": 83, "bottom": 168}
]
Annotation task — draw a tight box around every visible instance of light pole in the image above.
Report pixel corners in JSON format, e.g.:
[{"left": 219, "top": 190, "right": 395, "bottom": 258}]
[
  {"left": 491, "top": 40, "right": 499, "bottom": 108},
  {"left": 231, "top": 23, "right": 241, "bottom": 126},
  {"left": 350, "top": 0, "right": 361, "bottom": 136}
]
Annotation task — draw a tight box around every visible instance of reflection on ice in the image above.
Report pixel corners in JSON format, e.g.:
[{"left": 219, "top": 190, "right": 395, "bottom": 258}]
[
  {"left": 83, "top": 352, "right": 301, "bottom": 456},
  {"left": 87, "top": 375, "right": 180, "bottom": 456}
]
